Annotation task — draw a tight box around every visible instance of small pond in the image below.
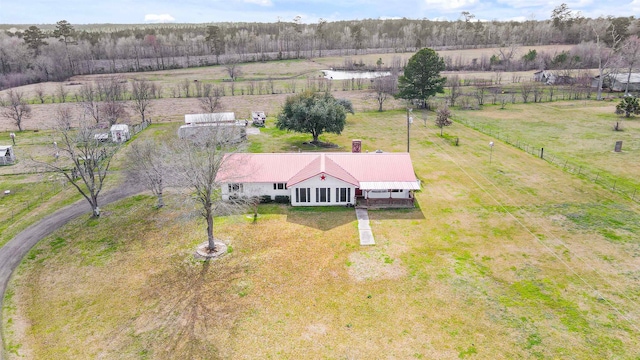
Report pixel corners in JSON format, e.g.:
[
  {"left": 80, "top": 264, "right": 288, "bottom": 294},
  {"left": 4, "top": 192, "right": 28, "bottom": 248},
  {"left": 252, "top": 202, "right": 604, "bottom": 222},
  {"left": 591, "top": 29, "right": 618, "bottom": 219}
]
[{"left": 322, "top": 70, "right": 391, "bottom": 80}]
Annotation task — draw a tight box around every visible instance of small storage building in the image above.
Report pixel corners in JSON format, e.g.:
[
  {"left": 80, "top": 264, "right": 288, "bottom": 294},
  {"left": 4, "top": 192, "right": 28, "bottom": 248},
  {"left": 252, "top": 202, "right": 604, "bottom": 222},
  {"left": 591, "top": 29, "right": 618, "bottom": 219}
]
[
  {"left": 0, "top": 145, "right": 16, "bottom": 165},
  {"left": 110, "top": 124, "right": 130, "bottom": 143}
]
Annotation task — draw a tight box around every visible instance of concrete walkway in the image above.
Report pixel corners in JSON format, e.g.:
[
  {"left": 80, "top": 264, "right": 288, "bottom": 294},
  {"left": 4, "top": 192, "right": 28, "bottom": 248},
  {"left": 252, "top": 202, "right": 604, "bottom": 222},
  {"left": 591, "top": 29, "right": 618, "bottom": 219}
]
[{"left": 355, "top": 208, "right": 375, "bottom": 246}]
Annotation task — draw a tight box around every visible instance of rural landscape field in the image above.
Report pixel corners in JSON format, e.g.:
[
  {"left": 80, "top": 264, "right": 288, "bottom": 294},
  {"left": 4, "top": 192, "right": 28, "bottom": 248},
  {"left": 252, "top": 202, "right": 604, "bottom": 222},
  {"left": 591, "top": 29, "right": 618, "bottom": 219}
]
[{"left": 1, "top": 9, "right": 640, "bottom": 360}]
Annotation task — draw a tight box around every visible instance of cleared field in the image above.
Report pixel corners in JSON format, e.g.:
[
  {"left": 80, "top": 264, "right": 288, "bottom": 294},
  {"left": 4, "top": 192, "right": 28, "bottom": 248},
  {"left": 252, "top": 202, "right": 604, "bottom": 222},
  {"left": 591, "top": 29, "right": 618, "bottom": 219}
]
[
  {"left": 0, "top": 45, "right": 578, "bottom": 131},
  {"left": 454, "top": 101, "right": 640, "bottom": 191},
  {"left": 3, "top": 109, "right": 640, "bottom": 358}
]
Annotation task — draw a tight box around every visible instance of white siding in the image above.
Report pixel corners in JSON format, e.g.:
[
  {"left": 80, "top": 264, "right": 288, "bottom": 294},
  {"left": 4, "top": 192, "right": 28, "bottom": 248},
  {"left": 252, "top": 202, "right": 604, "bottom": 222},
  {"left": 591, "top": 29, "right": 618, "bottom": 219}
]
[
  {"left": 221, "top": 182, "right": 289, "bottom": 201},
  {"left": 290, "top": 175, "right": 356, "bottom": 206}
]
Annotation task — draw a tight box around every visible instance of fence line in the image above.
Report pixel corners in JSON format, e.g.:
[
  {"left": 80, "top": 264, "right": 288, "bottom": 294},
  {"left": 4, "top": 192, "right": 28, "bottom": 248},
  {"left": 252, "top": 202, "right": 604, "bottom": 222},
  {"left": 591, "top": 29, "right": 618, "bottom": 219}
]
[
  {"left": 456, "top": 118, "right": 640, "bottom": 204},
  {"left": 1, "top": 176, "right": 70, "bottom": 225}
]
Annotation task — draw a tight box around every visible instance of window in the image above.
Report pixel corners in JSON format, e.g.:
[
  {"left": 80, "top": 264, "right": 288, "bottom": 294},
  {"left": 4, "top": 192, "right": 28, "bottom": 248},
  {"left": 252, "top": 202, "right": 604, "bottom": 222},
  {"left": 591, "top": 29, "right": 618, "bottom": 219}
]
[
  {"left": 273, "top": 183, "right": 287, "bottom": 190},
  {"left": 228, "top": 183, "right": 243, "bottom": 193},
  {"left": 336, "top": 188, "right": 351, "bottom": 202},
  {"left": 296, "top": 188, "right": 310, "bottom": 203},
  {"left": 316, "top": 188, "right": 330, "bottom": 202}
]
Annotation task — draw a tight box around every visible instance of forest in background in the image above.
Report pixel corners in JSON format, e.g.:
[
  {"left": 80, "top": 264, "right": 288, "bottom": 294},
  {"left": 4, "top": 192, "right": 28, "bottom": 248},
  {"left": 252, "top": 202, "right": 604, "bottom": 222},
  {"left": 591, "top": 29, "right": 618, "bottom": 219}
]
[{"left": 0, "top": 7, "right": 638, "bottom": 89}]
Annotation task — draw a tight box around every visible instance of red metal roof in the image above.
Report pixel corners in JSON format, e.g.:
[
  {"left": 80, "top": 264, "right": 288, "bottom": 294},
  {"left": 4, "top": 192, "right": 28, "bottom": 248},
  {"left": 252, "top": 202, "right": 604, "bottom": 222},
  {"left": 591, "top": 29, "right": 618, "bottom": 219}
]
[
  {"left": 287, "top": 154, "right": 359, "bottom": 187},
  {"left": 217, "top": 152, "right": 418, "bottom": 186}
]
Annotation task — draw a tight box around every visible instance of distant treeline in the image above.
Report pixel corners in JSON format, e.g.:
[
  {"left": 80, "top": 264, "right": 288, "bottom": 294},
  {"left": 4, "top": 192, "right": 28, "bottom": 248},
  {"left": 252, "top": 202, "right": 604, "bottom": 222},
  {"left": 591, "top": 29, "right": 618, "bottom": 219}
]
[{"left": 1, "top": 15, "right": 638, "bottom": 89}]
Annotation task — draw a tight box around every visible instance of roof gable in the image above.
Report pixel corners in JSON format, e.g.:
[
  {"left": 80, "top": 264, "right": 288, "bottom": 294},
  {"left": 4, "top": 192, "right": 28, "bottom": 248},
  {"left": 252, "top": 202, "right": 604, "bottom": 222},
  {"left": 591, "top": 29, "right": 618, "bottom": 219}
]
[{"left": 287, "top": 154, "right": 359, "bottom": 187}]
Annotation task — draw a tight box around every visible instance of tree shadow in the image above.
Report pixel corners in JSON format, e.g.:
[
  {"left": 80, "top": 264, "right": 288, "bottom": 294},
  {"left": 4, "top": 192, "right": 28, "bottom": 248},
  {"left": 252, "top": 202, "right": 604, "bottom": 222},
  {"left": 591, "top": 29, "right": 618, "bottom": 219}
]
[
  {"left": 286, "top": 207, "right": 356, "bottom": 231},
  {"left": 103, "top": 255, "right": 251, "bottom": 359}
]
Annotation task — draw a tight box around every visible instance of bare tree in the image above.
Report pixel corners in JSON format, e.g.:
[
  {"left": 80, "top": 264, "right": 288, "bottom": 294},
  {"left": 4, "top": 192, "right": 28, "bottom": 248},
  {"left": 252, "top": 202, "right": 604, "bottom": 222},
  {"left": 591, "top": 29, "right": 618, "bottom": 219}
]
[
  {"left": 126, "top": 139, "right": 171, "bottom": 208},
  {"left": 520, "top": 83, "right": 533, "bottom": 103},
  {"left": 620, "top": 35, "right": 640, "bottom": 96},
  {"left": 35, "top": 115, "right": 120, "bottom": 217},
  {"left": 55, "top": 105, "right": 74, "bottom": 130},
  {"left": 498, "top": 44, "right": 520, "bottom": 70},
  {"left": 224, "top": 57, "right": 242, "bottom": 81},
  {"left": 371, "top": 75, "right": 397, "bottom": 112},
  {"left": 79, "top": 83, "right": 101, "bottom": 124},
  {"left": 474, "top": 86, "right": 487, "bottom": 106},
  {"left": 0, "top": 89, "right": 32, "bottom": 131},
  {"left": 130, "top": 78, "right": 155, "bottom": 123},
  {"left": 181, "top": 78, "right": 192, "bottom": 98},
  {"left": 593, "top": 20, "right": 623, "bottom": 100},
  {"left": 173, "top": 126, "right": 248, "bottom": 253},
  {"left": 548, "top": 85, "right": 556, "bottom": 102},
  {"left": 446, "top": 75, "right": 462, "bottom": 107},
  {"left": 56, "top": 83, "right": 69, "bottom": 103},
  {"left": 435, "top": 104, "right": 452, "bottom": 136},
  {"left": 34, "top": 84, "right": 46, "bottom": 104},
  {"left": 98, "top": 77, "right": 127, "bottom": 125},
  {"left": 532, "top": 84, "right": 544, "bottom": 103},
  {"left": 102, "top": 100, "right": 127, "bottom": 126},
  {"left": 198, "top": 84, "right": 223, "bottom": 113}
]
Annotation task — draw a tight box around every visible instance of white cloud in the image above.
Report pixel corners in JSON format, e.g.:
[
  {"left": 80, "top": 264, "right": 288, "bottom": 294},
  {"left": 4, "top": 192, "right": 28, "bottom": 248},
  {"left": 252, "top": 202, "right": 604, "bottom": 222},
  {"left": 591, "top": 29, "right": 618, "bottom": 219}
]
[
  {"left": 144, "top": 14, "right": 175, "bottom": 23},
  {"left": 423, "top": 0, "right": 478, "bottom": 11},
  {"left": 243, "top": 0, "right": 273, "bottom": 6}
]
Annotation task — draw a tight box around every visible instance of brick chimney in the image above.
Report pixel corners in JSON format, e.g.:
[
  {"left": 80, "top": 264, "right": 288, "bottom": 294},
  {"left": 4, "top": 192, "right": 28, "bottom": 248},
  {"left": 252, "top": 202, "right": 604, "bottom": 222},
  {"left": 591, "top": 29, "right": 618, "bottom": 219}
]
[{"left": 352, "top": 139, "right": 362, "bottom": 153}]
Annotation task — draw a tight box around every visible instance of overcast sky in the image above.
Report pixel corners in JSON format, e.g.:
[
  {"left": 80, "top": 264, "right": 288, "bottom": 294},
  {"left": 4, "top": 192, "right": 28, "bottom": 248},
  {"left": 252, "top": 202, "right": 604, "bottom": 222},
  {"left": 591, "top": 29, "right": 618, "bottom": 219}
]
[{"left": 1, "top": 0, "right": 638, "bottom": 25}]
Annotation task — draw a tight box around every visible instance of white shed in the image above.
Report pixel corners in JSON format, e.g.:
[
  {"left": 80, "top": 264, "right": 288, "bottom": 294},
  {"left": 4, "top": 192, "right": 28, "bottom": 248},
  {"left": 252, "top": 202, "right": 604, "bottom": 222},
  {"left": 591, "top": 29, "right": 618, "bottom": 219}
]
[
  {"left": 110, "top": 124, "right": 130, "bottom": 143},
  {"left": 185, "top": 112, "right": 235, "bottom": 125},
  {"left": 0, "top": 145, "right": 16, "bottom": 165}
]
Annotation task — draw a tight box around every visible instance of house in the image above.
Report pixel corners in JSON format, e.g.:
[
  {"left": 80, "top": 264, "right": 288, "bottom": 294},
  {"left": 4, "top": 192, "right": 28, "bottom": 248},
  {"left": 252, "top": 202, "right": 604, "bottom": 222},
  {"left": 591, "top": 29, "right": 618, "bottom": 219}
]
[
  {"left": 179, "top": 112, "right": 247, "bottom": 142},
  {"left": 110, "top": 124, "right": 130, "bottom": 143},
  {"left": 0, "top": 145, "right": 15, "bottom": 165},
  {"left": 593, "top": 73, "right": 640, "bottom": 92},
  {"left": 216, "top": 152, "right": 420, "bottom": 207}
]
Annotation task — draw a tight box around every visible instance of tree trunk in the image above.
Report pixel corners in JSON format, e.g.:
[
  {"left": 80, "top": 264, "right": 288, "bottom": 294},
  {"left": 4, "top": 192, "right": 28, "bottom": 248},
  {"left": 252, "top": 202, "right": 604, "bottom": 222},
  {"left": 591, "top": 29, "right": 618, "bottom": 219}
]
[
  {"left": 91, "top": 195, "right": 100, "bottom": 217},
  {"left": 312, "top": 132, "right": 319, "bottom": 143},
  {"left": 156, "top": 192, "right": 164, "bottom": 208},
  {"left": 206, "top": 209, "right": 216, "bottom": 251},
  {"left": 596, "top": 65, "right": 604, "bottom": 101}
]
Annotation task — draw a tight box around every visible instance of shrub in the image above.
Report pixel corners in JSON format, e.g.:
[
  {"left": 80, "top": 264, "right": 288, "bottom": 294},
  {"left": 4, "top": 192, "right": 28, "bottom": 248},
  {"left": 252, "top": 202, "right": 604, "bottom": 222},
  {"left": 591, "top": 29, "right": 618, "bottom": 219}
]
[
  {"left": 274, "top": 195, "right": 290, "bottom": 204},
  {"left": 260, "top": 195, "right": 273, "bottom": 203}
]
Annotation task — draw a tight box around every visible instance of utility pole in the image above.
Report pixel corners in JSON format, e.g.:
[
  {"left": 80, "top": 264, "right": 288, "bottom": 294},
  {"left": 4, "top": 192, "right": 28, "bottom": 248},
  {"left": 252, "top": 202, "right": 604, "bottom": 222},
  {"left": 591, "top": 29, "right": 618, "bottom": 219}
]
[{"left": 407, "top": 108, "right": 413, "bottom": 153}]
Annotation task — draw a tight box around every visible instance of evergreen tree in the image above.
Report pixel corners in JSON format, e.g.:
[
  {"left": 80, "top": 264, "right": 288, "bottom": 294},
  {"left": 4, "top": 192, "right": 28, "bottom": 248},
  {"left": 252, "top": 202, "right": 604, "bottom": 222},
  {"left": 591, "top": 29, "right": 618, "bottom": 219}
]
[{"left": 396, "top": 48, "right": 446, "bottom": 108}]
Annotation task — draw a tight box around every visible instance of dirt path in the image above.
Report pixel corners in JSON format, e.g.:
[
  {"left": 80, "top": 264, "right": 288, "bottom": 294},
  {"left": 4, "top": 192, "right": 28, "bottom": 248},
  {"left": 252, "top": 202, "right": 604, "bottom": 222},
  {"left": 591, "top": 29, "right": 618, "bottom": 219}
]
[{"left": 0, "top": 185, "right": 143, "bottom": 359}]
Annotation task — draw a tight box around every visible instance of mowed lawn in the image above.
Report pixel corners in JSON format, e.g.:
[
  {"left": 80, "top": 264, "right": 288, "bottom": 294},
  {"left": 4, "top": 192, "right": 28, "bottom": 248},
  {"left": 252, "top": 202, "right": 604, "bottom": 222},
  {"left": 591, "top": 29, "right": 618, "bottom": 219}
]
[{"left": 3, "top": 108, "right": 640, "bottom": 359}]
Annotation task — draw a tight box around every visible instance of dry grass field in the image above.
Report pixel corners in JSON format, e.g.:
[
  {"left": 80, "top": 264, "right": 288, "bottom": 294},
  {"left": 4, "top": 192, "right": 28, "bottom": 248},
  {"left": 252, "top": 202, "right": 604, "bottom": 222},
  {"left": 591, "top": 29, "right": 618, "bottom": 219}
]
[
  {"left": 0, "top": 44, "right": 577, "bottom": 132},
  {"left": 3, "top": 108, "right": 640, "bottom": 358}
]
